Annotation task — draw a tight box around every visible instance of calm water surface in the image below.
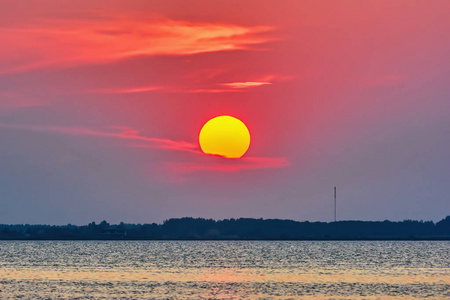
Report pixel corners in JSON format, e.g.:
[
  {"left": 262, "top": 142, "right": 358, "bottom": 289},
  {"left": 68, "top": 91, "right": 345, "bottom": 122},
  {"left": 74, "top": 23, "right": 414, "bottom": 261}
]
[{"left": 0, "top": 241, "right": 449, "bottom": 299}]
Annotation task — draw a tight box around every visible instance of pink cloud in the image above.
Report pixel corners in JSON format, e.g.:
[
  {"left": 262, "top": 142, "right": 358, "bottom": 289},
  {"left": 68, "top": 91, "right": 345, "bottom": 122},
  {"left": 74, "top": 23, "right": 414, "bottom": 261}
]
[
  {"left": 166, "top": 156, "right": 289, "bottom": 173},
  {"left": 87, "top": 86, "right": 163, "bottom": 94},
  {"left": 0, "top": 123, "right": 289, "bottom": 172},
  {"left": 0, "top": 124, "right": 199, "bottom": 153},
  {"left": 0, "top": 17, "right": 275, "bottom": 73}
]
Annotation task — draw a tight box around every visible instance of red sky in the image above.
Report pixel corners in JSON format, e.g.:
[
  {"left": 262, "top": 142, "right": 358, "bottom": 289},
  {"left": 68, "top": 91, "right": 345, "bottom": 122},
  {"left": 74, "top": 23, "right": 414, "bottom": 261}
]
[{"left": 0, "top": 0, "right": 449, "bottom": 224}]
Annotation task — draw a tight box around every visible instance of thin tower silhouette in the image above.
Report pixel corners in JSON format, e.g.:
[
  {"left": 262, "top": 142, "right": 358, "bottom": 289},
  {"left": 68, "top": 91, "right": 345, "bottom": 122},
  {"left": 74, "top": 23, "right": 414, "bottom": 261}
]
[{"left": 334, "top": 186, "right": 337, "bottom": 222}]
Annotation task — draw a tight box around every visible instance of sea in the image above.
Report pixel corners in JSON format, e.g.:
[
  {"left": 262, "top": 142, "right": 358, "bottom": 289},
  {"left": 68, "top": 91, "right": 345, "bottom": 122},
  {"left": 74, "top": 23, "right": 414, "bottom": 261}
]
[{"left": 0, "top": 241, "right": 449, "bottom": 299}]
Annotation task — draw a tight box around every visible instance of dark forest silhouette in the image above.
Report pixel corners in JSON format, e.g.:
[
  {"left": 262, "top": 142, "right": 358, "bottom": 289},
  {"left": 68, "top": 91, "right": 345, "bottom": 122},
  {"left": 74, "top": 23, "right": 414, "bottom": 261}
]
[{"left": 1, "top": 216, "right": 449, "bottom": 240}]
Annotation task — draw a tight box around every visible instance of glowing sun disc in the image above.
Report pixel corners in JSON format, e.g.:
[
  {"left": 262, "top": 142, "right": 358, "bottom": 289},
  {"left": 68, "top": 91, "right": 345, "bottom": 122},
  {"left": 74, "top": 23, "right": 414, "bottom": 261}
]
[{"left": 199, "top": 116, "right": 250, "bottom": 158}]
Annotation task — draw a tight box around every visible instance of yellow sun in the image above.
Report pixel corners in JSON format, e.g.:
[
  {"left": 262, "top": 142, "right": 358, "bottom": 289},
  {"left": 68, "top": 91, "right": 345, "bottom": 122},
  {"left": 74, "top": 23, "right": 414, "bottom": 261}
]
[{"left": 199, "top": 116, "right": 250, "bottom": 158}]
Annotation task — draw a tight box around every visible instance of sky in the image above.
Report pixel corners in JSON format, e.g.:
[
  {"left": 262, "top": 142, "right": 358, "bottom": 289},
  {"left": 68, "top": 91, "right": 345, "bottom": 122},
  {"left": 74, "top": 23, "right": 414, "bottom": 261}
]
[{"left": 0, "top": 0, "right": 449, "bottom": 225}]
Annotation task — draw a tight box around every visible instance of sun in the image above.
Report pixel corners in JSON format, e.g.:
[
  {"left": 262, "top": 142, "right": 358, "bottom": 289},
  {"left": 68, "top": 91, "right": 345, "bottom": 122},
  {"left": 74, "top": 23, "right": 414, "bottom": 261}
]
[{"left": 199, "top": 116, "right": 250, "bottom": 158}]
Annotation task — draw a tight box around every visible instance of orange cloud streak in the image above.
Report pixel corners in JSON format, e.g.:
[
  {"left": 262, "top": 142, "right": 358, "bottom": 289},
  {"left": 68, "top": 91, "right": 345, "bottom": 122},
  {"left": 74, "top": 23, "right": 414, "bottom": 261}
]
[
  {"left": 86, "top": 86, "right": 242, "bottom": 94},
  {"left": 0, "top": 17, "right": 275, "bottom": 73},
  {"left": 221, "top": 81, "right": 272, "bottom": 88},
  {"left": 88, "top": 86, "right": 163, "bottom": 94}
]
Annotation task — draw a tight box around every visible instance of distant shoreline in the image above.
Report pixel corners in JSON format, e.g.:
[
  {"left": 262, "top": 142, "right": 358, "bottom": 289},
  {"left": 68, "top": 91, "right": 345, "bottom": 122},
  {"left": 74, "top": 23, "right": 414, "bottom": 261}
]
[
  {"left": 1, "top": 237, "right": 449, "bottom": 241},
  {"left": 1, "top": 216, "right": 449, "bottom": 241}
]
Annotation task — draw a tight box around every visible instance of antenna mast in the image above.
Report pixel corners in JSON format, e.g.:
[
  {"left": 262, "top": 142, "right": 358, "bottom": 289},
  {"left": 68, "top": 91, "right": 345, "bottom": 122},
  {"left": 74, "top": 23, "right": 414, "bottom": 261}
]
[{"left": 334, "top": 186, "right": 337, "bottom": 222}]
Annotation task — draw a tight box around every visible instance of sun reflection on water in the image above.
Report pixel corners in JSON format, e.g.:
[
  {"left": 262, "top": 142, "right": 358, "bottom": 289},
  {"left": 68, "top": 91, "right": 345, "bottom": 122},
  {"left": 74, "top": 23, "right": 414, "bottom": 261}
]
[{"left": 0, "top": 241, "right": 449, "bottom": 299}]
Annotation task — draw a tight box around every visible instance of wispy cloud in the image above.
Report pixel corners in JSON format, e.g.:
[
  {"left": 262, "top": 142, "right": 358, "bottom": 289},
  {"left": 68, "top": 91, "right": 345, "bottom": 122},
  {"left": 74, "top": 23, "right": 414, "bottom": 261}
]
[
  {"left": 166, "top": 156, "right": 289, "bottom": 173},
  {"left": 221, "top": 81, "right": 272, "bottom": 88},
  {"left": 0, "top": 124, "right": 199, "bottom": 153},
  {"left": 0, "top": 123, "right": 288, "bottom": 172},
  {"left": 179, "top": 88, "right": 241, "bottom": 93},
  {"left": 219, "top": 75, "right": 290, "bottom": 89},
  {"left": 87, "top": 86, "right": 163, "bottom": 94},
  {"left": 87, "top": 86, "right": 241, "bottom": 94},
  {"left": 0, "top": 17, "right": 275, "bottom": 73}
]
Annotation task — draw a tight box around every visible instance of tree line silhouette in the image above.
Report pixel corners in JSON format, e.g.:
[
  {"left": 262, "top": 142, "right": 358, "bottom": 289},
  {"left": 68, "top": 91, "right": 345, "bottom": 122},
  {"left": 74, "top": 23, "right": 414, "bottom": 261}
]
[{"left": 0, "top": 216, "right": 449, "bottom": 240}]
